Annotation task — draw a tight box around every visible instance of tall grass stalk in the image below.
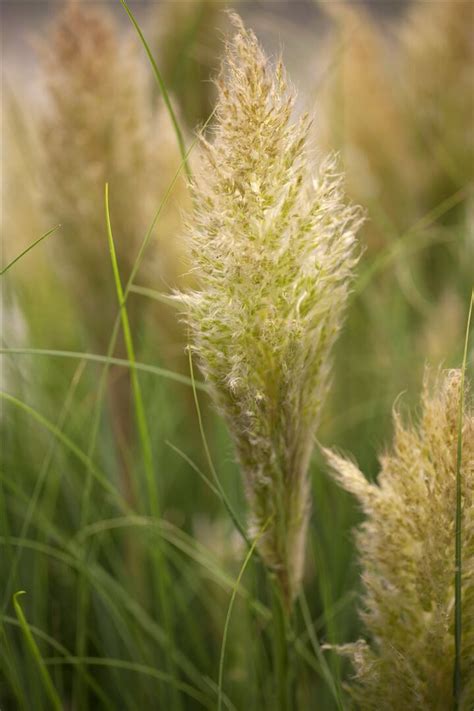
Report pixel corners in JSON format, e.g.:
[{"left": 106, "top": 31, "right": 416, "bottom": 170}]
[
  {"left": 105, "top": 183, "right": 158, "bottom": 514},
  {"left": 271, "top": 582, "right": 292, "bottom": 711},
  {"left": 176, "top": 14, "right": 362, "bottom": 708},
  {"left": 105, "top": 183, "right": 181, "bottom": 709},
  {"left": 178, "top": 10, "right": 362, "bottom": 608}
]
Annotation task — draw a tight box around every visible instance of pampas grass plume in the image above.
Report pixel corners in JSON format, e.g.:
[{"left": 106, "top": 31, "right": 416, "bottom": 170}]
[
  {"left": 38, "top": 0, "right": 184, "bottom": 348},
  {"left": 179, "top": 14, "right": 362, "bottom": 606},
  {"left": 325, "top": 369, "right": 474, "bottom": 710}
]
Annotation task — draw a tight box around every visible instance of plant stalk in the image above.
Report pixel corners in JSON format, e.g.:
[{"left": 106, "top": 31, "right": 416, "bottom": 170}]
[{"left": 271, "top": 581, "right": 292, "bottom": 711}]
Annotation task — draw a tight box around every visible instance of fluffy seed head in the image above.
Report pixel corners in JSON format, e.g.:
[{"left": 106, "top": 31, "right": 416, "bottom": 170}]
[
  {"left": 400, "top": 0, "right": 474, "bottom": 205},
  {"left": 180, "top": 14, "right": 362, "bottom": 605},
  {"left": 38, "top": 1, "right": 184, "bottom": 348},
  {"left": 317, "top": 2, "right": 417, "bottom": 246},
  {"left": 325, "top": 369, "right": 474, "bottom": 710}
]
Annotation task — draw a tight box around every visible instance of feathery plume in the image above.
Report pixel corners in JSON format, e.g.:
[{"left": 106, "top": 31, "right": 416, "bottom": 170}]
[
  {"left": 179, "top": 14, "right": 362, "bottom": 606},
  {"left": 399, "top": 0, "right": 474, "bottom": 210},
  {"left": 318, "top": 0, "right": 473, "bottom": 240},
  {"left": 325, "top": 369, "right": 474, "bottom": 710},
  {"left": 36, "top": 1, "right": 188, "bottom": 506},
  {"left": 38, "top": 0, "right": 185, "bottom": 349},
  {"left": 317, "top": 2, "right": 417, "bottom": 247}
]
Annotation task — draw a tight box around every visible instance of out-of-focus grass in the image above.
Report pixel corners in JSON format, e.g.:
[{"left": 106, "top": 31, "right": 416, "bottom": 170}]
[{"left": 1, "top": 1, "right": 472, "bottom": 709}]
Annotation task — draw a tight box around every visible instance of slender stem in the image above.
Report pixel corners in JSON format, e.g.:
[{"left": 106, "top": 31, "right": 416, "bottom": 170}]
[
  {"left": 187, "top": 348, "right": 250, "bottom": 544},
  {"left": 271, "top": 581, "right": 291, "bottom": 711},
  {"left": 0, "top": 224, "right": 60, "bottom": 275},
  {"left": 119, "top": 0, "right": 191, "bottom": 181},
  {"left": 218, "top": 524, "right": 268, "bottom": 711},
  {"left": 0, "top": 347, "right": 206, "bottom": 391},
  {"left": 299, "top": 590, "right": 344, "bottom": 710},
  {"left": 105, "top": 183, "right": 182, "bottom": 711}
]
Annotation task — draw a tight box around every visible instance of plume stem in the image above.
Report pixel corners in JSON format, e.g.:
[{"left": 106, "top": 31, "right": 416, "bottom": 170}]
[{"left": 271, "top": 582, "right": 292, "bottom": 711}]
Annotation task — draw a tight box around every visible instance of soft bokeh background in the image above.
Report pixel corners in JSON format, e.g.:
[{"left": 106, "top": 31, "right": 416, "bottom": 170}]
[{"left": 1, "top": 1, "right": 472, "bottom": 709}]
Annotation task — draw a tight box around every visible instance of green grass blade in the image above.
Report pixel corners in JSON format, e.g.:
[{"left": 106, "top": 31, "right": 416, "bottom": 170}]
[
  {"left": 2, "top": 361, "right": 86, "bottom": 613},
  {"left": 299, "top": 590, "right": 344, "bottom": 711},
  {"left": 74, "top": 515, "right": 271, "bottom": 620},
  {"left": 0, "top": 347, "right": 206, "bottom": 391},
  {"left": 119, "top": 0, "right": 191, "bottom": 181},
  {"left": 45, "top": 657, "right": 212, "bottom": 708},
  {"left": 355, "top": 187, "right": 466, "bottom": 295},
  {"left": 165, "top": 440, "right": 222, "bottom": 498},
  {"left": 105, "top": 182, "right": 182, "bottom": 710},
  {"left": 0, "top": 392, "right": 128, "bottom": 510},
  {"left": 2, "top": 536, "right": 235, "bottom": 710},
  {"left": 454, "top": 288, "right": 473, "bottom": 708},
  {"left": 71, "top": 116, "right": 209, "bottom": 710},
  {"left": 129, "top": 284, "right": 180, "bottom": 307},
  {"left": 217, "top": 521, "right": 269, "bottom": 711},
  {"left": 0, "top": 623, "right": 29, "bottom": 710},
  {"left": 0, "top": 225, "right": 60, "bottom": 275},
  {"left": 187, "top": 348, "right": 250, "bottom": 544},
  {"left": 13, "top": 592, "right": 63, "bottom": 711},
  {"left": 2, "top": 615, "right": 113, "bottom": 710},
  {"left": 105, "top": 182, "right": 158, "bottom": 515}
]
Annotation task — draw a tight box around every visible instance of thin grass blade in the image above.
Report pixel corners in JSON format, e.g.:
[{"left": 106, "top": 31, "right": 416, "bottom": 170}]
[
  {"left": 118, "top": 0, "right": 191, "bottom": 180},
  {"left": 217, "top": 520, "right": 270, "bottom": 711},
  {"left": 13, "top": 591, "right": 63, "bottom": 711},
  {"left": 1, "top": 225, "right": 60, "bottom": 276}
]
